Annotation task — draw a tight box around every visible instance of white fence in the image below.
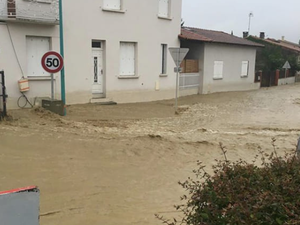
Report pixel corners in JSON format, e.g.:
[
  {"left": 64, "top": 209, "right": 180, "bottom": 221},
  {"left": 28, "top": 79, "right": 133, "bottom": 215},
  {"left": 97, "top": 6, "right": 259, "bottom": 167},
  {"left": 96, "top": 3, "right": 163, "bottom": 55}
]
[
  {"left": 278, "top": 77, "right": 296, "bottom": 86},
  {"left": 179, "top": 73, "right": 200, "bottom": 89}
]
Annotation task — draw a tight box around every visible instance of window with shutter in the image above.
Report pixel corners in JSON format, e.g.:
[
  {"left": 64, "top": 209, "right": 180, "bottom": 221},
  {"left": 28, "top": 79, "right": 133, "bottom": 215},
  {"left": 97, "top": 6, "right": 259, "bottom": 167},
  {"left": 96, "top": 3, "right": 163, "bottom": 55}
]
[
  {"left": 241, "top": 61, "right": 249, "bottom": 77},
  {"left": 120, "top": 42, "right": 136, "bottom": 76},
  {"left": 158, "top": 0, "right": 170, "bottom": 18},
  {"left": 161, "top": 44, "right": 167, "bottom": 74},
  {"left": 103, "top": 0, "right": 121, "bottom": 10},
  {"left": 26, "top": 36, "right": 50, "bottom": 77},
  {"left": 213, "top": 61, "right": 224, "bottom": 79}
]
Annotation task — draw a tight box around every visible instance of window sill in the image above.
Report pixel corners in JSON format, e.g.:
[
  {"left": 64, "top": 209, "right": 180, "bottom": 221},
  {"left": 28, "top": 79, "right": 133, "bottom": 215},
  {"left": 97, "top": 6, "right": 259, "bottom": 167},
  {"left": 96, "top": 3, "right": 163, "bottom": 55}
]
[
  {"left": 213, "top": 77, "right": 223, "bottom": 80},
  {"left": 27, "top": 76, "right": 55, "bottom": 81},
  {"left": 157, "top": 16, "right": 172, "bottom": 21},
  {"left": 118, "top": 75, "right": 139, "bottom": 79},
  {"left": 241, "top": 75, "right": 248, "bottom": 78},
  {"left": 159, "top": 74, "right": 168, "bottom": 77},
  {"left": 102, "top": 8, "right": 126, "bottom": 13}
]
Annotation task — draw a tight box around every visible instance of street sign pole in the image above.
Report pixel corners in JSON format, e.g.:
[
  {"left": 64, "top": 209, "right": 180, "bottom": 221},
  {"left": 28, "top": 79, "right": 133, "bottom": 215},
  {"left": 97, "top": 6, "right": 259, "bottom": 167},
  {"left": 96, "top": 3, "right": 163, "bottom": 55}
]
[
  {"left": 59, "top": 0, "right": 66, "bottom": 115},
  {"left": 51, "top": 73, "right": 54, "bottom": 100},
  {"left": 169, "top": 48, "right": 189, "bottom": 112},
  {"left": 41, "top": 51, "right": 64, "bottom": 102},
  {"left": 282, "top": 61, "right": 291, "bottom": 85},
  {"left": 285, "top": 68, "right": 287, "bottom": 84},
  {"left": 175, "top": 51, "right": 179, "bottom": 110}
]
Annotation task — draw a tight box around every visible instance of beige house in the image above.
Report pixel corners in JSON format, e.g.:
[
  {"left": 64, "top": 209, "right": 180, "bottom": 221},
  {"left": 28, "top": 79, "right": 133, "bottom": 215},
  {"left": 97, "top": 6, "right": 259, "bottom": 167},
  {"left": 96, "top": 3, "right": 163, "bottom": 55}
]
[
  {"left": 179, "top": 27, "right": 263, "bottom": 94},
  {"left": 0, "top": 0, "right": 183, "bottom": 109}
]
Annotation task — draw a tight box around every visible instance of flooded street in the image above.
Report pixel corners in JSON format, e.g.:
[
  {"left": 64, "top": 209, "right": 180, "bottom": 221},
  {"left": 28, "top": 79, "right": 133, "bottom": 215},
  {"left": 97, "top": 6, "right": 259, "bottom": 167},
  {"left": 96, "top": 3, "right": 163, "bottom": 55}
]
[{"left": 0, "top": 84, "right": 299, "bottom": 225}]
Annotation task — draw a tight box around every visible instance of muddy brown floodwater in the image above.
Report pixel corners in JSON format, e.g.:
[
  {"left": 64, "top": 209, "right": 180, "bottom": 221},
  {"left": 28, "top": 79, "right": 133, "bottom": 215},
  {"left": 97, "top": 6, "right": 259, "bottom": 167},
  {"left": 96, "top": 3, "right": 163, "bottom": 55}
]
[{"left": 0, "top": 84, "right": 300, "bottom": 225}]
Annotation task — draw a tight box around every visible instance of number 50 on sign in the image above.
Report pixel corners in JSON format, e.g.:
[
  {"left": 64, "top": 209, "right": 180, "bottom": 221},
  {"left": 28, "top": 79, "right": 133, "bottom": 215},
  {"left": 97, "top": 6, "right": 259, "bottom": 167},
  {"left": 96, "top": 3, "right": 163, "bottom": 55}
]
[{"left": 41, "top": 51, "right": 64, "bottom": 74}]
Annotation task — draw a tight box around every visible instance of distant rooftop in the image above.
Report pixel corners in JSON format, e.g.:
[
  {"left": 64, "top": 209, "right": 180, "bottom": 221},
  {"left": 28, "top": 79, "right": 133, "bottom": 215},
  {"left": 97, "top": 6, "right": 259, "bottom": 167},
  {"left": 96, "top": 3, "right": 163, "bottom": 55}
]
[
  {"left": 250, "top": 36, "right": 300, "bottom": 53},
  {"left": 179, "top": 27, "right": 264, "bottom": 48}
]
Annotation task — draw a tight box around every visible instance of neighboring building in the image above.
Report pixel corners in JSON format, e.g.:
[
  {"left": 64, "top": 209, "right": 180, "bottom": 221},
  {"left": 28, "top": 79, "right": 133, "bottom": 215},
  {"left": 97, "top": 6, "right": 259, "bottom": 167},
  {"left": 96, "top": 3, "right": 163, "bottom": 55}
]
[
  {"left": 0, "top": 0, "right": 183, "bottom": 109},
  {"left": 247, "top": 34, "right": 300, "bottom": 85},
  {"left": 0, "top": 0, "right": 59, "bottom": 109},
  {"left": 248, "top": 34, "right": 300, "bottom": 73},
  {"left": 63, "top": 0, "right": 182, "bottom": 104},
  {"left": 179, "top": 27, "right": 263, "bottom": 95}
]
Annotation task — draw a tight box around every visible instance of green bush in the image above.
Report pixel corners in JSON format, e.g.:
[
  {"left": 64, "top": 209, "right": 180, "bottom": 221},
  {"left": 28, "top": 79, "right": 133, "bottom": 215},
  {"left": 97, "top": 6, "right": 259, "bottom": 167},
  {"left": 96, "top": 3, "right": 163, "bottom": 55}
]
[{"left": 156, "top": 142, "right": 300, "bottom": 225}]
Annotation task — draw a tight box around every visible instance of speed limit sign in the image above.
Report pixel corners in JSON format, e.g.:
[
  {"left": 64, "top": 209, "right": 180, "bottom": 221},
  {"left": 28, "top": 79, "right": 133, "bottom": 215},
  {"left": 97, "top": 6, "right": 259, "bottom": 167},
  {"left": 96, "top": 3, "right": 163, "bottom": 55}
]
[{"left": 41, "top": 51, "right": 64, "bottom": 73}]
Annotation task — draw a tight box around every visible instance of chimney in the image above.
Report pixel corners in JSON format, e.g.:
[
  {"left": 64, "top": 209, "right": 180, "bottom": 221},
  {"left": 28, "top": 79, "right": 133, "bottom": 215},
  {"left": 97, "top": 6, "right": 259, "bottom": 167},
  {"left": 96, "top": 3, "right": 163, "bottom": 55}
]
[
  {"left": 243, "top": 31, "right": 249, "bottom": 38},
  {"left": 260, "top": 32, "right": 265, "bottom": 39},
  {"left": 282, "top": 36, "right": 285, "bottom": 41}
]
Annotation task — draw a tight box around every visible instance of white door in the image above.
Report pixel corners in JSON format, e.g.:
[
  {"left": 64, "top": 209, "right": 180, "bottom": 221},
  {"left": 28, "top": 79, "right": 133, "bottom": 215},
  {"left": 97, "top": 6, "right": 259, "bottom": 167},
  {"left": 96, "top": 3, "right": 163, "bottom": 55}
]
[{"left": 92, "top": 49, "right": 104, "bottom": 94}]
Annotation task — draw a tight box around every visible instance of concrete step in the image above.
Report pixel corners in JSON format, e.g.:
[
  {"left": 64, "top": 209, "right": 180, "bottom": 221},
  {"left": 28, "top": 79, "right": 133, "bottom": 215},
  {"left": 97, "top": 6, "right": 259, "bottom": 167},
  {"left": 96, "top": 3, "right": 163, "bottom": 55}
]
[{"left": 90, "top": 98, "right": 117, "bottom": 105}]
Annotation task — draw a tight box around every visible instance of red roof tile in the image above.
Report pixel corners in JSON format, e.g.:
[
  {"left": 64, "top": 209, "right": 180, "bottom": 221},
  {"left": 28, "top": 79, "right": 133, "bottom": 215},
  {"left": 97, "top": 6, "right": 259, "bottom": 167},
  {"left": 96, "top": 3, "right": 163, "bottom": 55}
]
[{"left": 179, "top": 27, "right": 264, "bottom": 48}]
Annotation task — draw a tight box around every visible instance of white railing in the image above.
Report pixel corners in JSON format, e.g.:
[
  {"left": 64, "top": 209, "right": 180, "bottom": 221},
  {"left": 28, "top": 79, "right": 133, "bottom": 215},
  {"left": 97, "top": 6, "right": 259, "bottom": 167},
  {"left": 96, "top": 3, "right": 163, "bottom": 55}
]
[
  {"left": 0, "top": 0, "right": 59, "bottom": 24},
  {"left": 179, "top": 73, "right": 200, "bottom": 89}
]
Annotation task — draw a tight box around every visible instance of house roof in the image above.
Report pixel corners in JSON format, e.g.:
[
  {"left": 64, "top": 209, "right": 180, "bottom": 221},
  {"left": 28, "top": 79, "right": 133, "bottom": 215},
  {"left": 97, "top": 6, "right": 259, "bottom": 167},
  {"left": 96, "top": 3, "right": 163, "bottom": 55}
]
[
  {"left": 265, "top": 38, "right": 300, "bottom": 54},
  {"left": 179, "top": 27, "right": 264, "bottom": 48}
]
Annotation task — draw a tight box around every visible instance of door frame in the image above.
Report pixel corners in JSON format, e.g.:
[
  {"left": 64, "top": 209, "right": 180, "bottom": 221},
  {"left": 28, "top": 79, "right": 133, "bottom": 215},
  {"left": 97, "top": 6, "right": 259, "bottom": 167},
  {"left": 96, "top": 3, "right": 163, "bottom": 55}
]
[{"left": 92, "top": 40, "right": 106, "bottom": 99}]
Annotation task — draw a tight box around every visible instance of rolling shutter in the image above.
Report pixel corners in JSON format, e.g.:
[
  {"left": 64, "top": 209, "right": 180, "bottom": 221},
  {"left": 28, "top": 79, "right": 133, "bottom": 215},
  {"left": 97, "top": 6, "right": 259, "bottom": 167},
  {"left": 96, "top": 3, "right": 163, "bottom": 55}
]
[
  {"left": 158, "top": 0, "right": 169, "bottom": 17},
  {"left": 103, "top": 0, "right": 121, "bottom": 10},
  {"left": 26, "top": 36, "right": 50, "bottom": 76},
  {"left": 213, "top": 61, "right": 223, "bottom": 79},
  {"left": 241, "top": 61, "right": 249, "bottom": 77},
  {"left": 120, "top": 42, "right": 136, "bottom": 76}
]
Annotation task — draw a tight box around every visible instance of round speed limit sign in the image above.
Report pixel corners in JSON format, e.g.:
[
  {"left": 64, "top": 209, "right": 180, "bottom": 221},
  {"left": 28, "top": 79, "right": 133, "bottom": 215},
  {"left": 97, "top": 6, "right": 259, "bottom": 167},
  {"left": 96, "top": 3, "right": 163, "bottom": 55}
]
[{"left": 41, "top": 51, "right": 64, "bottom": 73}]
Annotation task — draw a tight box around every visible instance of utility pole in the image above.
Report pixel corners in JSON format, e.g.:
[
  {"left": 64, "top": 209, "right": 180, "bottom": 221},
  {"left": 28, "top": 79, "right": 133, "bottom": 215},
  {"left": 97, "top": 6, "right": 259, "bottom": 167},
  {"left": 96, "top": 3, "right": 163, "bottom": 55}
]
[
  {"left": 59, "top": 0, "right": 66, "bottom": 115},
  {"left": 248, "top": 12, "right": 254, "bottom": 36}
]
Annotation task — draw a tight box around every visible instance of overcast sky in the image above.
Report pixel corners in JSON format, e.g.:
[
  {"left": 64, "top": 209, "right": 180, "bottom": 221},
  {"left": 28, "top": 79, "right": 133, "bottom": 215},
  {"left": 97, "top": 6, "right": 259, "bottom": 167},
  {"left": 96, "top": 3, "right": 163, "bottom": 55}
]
[{"left": 182, "top": 0, "right": 300, "bottom": 43}]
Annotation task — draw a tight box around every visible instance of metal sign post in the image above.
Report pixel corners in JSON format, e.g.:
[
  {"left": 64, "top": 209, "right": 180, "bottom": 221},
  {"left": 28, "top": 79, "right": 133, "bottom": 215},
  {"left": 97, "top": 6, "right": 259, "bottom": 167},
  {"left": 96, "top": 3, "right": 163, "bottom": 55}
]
[
  {"left": 169, "top": 48, "right": 189, "bottom": 111},
  {"left": 41, "top": 51, "right": 64, "bottom": 101},
  {"left": 282, "top": 61, "right": 291, "bottom": 85},
  {"left": 59, "top": 0, "right": 66, "bottom": 115}
]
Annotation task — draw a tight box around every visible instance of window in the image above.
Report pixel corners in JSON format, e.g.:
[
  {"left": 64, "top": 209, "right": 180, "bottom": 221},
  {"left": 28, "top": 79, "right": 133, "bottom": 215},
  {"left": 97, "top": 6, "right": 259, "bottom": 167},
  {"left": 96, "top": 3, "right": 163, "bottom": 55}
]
[
  {"left": 161, "top": 44, "right": 167, "bottom": 74},
  {"left": 213, "top": 61, "right": 223, "bottom": 79},
  {"left": 26, "top": 36, "right": 50, "bottom": 76},
  {"left": 103, "top": 0, "right": 121, "bottom": 10},
  {"left": 158, "top": 0, "right": 170, "bottom": 18},
  {"left": 241, "top": 61, "right": 249, "bottom": 77},
  {"left": 92, "top": 41, "right": 101, "bottom": 49},
  {"left": 120, "top": 42, "right": 136, "bottom": 76}
]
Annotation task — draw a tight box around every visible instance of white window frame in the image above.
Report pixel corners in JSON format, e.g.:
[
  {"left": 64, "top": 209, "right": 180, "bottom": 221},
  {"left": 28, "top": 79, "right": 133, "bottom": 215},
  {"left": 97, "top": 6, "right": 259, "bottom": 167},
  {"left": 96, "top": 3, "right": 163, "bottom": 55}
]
[
  {"left": 213, "top": 61, "right": 224, "bottom": 79},
  {"left": 158, "top": 0, "right": 171, "bottom": 19},
  {"left": 241, "top": 61, "right": 249, "bottom": 77},
  {"left": 102, "top": 0, "right": 124, "bottom": 13},
  {"left": 161, "top": 44, "right": 167, "bottom": 75},
  {"left": 26, "top": 36, "right": 51, "bottom": 77},
  {"left": 119, "top": 42, "right": 137, "bottom": 78}
]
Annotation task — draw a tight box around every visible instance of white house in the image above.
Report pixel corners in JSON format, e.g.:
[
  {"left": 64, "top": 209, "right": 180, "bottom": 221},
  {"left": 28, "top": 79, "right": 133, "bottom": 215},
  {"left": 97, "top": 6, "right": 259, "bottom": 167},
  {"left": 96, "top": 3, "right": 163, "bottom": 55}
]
[
  {"left": 179, "top": 27, "right": 263, "bottom": 95},
  {"left": 0, "top": 0, "right": 60, "bottom": 109},
  {"left": 0, "top": 0, "right": 183, "bottom": 109}
]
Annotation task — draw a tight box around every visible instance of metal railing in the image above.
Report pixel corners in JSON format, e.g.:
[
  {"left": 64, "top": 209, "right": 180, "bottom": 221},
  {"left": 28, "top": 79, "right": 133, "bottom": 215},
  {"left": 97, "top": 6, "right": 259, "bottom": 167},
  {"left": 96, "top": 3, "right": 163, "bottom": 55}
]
[
  {"left": 179, "top": 73, "right": 200, "bottom": 89},
  {"left": 0, "top": 71, "right": 7, "bottom": 119}
]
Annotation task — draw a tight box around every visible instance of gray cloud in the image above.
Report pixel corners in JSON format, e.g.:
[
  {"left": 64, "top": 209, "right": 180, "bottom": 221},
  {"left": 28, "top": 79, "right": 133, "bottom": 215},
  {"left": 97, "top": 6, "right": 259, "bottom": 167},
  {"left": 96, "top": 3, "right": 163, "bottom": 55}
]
[{"left": 182, "top": 0, "right": 300, "bottom": 43}]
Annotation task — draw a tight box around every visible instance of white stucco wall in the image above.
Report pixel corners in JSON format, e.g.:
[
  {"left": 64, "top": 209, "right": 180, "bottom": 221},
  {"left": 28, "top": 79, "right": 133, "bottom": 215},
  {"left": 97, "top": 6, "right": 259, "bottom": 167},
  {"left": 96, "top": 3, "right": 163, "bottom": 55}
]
[
  {"left": 202, "top": 43, "right": 260, "bottom": 94},
  {"left": 0, "top": 22, "right": 59, "bottom": 109},
  {"left": 0, "top": 0, "right": 58, "bottom": 22},
  {"left": 63, "top": 0, "right": 182, "bottom": 104},
  {"left": 0, "top": 0, "right": 7, "bottom": 19},
  {"left": 278, "top": 77, "right": 295, "bottom": 85}
]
